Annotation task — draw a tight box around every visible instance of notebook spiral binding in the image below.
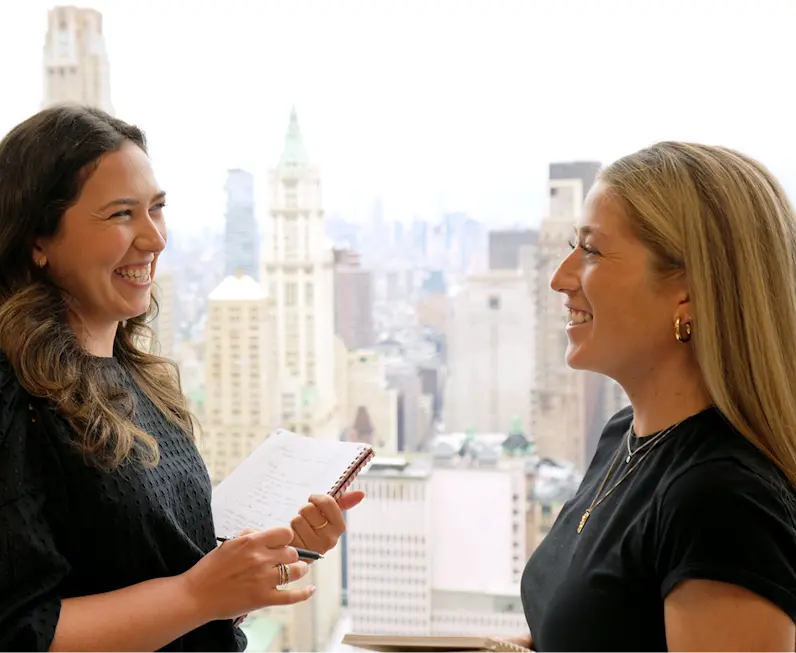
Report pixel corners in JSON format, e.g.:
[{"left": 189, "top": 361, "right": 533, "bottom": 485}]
[{"left": 329, "top": 446, "right": 376, "bottom": 498}]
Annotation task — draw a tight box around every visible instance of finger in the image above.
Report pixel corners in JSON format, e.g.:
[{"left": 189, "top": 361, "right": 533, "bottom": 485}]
[
  {"left": 298, "top": 502, "right": 332, "bottom": 531},
  {"left": 292, "top": 514, "right": 327, "bottom": 553},
  {"left": 336, "top": 490, "right": 366, "bottom": 511},
  {"left": 285, "top": 560, "right": 310, "bottom": 584},
  {"left": 251, "top": 526, "right": 294, "bottom": 548},
  {"left": 308, "top": 494, "right": 346, "bottom": 531},
  {"left": 290, "top": 528, "right": 307, "bottom": 549},
  {"left": 271, "top": 585, "right": 317, "bottom": 606},
  {"left": 268, "top": 560, "right": 309, "bottom": 588},
  {"left": 237, "top": 527, "right": 258, "bottom": 536},
  {"left": 269, "top": 545, "right": 300, "bottom": 565}
]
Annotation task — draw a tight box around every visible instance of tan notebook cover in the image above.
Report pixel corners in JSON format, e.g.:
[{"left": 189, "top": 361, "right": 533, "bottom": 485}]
[{"left": 341, "top": 633, "right": 531, "bottom": 652}]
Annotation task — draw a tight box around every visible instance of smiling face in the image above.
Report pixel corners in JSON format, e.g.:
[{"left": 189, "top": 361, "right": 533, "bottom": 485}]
[
  {"left": 34, "top": 141, "right": 167, "bottom": 350},
  {"left": 550, "top": 182, "right": 689, "bottom": 383}
]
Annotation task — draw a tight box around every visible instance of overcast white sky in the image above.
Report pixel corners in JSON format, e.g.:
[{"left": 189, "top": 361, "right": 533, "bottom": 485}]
[{"left": 1, "top": 0, "right": 794, "bottom": 232}]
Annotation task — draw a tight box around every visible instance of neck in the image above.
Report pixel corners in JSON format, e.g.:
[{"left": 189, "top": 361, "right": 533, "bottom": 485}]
[
  {"left": 69, "top": 314, "right": 118, "bottom": 358},
  {"left": 620, "top": 350, "right": 712, "bottom": 436}
]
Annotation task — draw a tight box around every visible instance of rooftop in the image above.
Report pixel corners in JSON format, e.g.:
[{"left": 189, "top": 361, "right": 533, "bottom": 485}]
[{"left": 208, "top": 273, "right": 266, "bottom": 301}]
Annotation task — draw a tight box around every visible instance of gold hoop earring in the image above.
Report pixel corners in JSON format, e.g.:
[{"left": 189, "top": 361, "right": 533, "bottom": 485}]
[
  {"left": 37, "top": 256, "right": 47, "bottom": 268},
  {"left": 675, "top": 316, "right": 692, "bottom": 343}
]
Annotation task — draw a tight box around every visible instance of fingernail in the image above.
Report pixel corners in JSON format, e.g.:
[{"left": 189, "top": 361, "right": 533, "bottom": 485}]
[{"left": 309, "top": 585, "right": 317, "bottom": 595}]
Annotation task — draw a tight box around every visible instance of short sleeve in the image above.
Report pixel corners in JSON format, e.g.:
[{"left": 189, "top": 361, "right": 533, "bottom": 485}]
[
  {"left": 655, "top": 459, "right": 796, "bottom": 619},
  {"left": 0, "top": 365, "right": 70, "bottom": 651}
]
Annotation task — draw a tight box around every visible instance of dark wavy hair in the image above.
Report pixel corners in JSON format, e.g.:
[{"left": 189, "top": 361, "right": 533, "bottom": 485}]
[{"left": 0, "top": 104, "right": 194, "bottom": 468}]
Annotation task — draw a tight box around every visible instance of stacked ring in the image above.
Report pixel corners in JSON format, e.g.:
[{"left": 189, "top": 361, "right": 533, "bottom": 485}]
[{"left": 277, "top": 563, "right": 291, "bottom": 588}]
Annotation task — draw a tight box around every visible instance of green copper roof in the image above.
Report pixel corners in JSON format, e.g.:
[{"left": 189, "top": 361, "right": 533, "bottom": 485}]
[{"left": 279, "top": 105, "right": 309, "bottom": 167}]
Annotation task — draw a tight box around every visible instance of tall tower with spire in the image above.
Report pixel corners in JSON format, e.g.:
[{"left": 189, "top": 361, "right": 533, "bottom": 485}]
[
  {"left": 262, "top": 107, "right": 338, "bottom": 439},
  {"left": 259, "top": 108, "right": 343, "bottom": 650}
]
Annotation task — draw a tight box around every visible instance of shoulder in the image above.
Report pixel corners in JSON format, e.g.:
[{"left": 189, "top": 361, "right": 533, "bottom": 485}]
[{"left": 652, "top": 421, "right": 796, "bottom": 616}]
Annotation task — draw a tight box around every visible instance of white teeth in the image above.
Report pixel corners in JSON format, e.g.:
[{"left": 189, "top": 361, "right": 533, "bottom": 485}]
[
  {"left": 567, "top": 309, "right": 593, "bottom": 324},
  {"left": 115, "top": 266, "right": 151, "bottom": 283}
]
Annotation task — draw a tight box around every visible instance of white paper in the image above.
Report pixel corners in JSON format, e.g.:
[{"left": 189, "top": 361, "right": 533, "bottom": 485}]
[{"left": 211, "top": 429, "right": 371, "bottom": 537}]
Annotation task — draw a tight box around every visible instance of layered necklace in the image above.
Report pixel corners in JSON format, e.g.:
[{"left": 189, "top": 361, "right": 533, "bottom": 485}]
[{"left": 576, "top": 420, "right": 682, "bottom": 535}]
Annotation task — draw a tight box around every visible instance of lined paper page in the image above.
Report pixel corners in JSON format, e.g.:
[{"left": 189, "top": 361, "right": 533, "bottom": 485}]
[{"left": 211, "top": 429, "right": 371, "bottom": 537}]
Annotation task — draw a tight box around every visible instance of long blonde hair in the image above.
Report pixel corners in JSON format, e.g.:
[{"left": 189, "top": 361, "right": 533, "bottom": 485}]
[{"left": 601, "top": 141, "right": 796, "bottom": 486}]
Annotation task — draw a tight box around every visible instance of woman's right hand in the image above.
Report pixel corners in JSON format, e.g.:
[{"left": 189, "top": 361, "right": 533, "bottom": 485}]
[{"left": 180, "top": 526, "right": 315, "bottom": 621}]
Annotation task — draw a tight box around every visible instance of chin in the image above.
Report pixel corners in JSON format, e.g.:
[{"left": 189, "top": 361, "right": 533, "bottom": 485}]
[{"left": 564, "top": 344, "right": 596, "bottom": 372}]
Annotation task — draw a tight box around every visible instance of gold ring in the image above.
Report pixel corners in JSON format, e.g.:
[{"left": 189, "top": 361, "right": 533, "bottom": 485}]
[
  {"left": 312, "top": 519, "right": 329, "bottom": 531},
  {"left": 277, "top": 563, "right": 290, "bottom": 588}
]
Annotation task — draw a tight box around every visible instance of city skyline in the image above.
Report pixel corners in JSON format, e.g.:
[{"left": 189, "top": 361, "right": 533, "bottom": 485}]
[{"left": 2, "top": 0, "right": 795, "bottom": 232}]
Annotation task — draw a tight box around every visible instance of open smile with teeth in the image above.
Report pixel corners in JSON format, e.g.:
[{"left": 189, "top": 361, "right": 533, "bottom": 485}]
[
  {"left": 567, "top": 308, "right": 593, "bottom": 325},
  {"left": 114, "top": 265, "right": 151, "bottom": 284}
]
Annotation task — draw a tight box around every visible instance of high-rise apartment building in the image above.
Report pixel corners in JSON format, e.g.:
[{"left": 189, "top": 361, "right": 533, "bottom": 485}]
[
  {"left": 444, "top": 270, "right": 535, "bottom": 436},
  {"left": 42, "top": 6, "right": 114, "bottom": 114},
  {"left": 224, "top": 169, "right": 259, "bottom": 279},
  {"left": 200, "top": 273, "right": 277, "bottom": 484},
  {"left": 532, "top": 162, "right": 602, "bottom": 470},
  {"left": 488, "top": 229, "right": 538, "bottom": 271}
]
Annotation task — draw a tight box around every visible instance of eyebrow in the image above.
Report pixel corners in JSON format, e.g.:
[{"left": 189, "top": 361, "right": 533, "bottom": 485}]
[
  {"left": 98, "top": 191, "right": 167, "bottom": 212},
  {"left": 574, "top": 225, "right": 606, "bottom": 238}
]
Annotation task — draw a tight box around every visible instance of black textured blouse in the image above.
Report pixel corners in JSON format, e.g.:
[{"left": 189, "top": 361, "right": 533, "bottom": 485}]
[{"left": 0, "top": 352, "right": 245, "bottom": 651}]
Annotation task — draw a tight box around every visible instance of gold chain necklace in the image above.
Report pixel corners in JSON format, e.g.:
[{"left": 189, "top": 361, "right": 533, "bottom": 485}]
[
  {"left": 625, "top": 421, "right": 673, "bottom": 464},
  {"left": 577, "top": 420, "right": 682, "bottom": 534}
]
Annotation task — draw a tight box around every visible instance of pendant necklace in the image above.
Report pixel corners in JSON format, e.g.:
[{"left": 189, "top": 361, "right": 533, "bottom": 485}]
[{"left": 577, "top": 420, "right": 682, "bottom": 534}]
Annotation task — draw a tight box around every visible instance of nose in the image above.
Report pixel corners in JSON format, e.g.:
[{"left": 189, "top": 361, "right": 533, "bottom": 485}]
[
  {"left": 136, "top": 214, "right": 167, "bottom": 254},
  {"left": 550, "top": 248, "right": 580, "bottom": 295}
]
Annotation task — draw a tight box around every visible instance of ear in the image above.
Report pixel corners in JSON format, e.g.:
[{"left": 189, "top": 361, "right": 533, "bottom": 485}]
[
  {"left": 672, "top": 279, "right": 692, "bottom": 324},
  {"left": 31, "top": 239, "right": 48, "bottom": 268}
]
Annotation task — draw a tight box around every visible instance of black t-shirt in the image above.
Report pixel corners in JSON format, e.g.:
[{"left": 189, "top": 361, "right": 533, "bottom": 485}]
[
  {"left": 521, "top": 405, "right": 796, "bottom": 652},
  {"left": 0, "top": 353, "right": 245, "bottom": 652}
]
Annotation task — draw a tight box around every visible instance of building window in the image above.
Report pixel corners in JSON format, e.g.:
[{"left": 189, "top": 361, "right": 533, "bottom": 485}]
[
  {"left": 285, "top": 282, "right": 297, "bottom": 306},
  {"left": 305, "top": 282, "right": 314, "bottom": 304},
  {"left": 489, "top": 295, "right": 500, "bottom": 310}
]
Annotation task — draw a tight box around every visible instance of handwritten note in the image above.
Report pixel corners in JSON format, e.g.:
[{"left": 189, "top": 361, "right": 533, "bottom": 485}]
[{"left": 211, "top": 429, "right": 371, "bottom": 537}]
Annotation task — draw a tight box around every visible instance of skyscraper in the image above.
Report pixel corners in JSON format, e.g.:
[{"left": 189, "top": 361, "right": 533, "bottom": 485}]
[
  {"left": 42, "top": 6, "right": 114, "bottom": 114},
  {"left": 261, "top": 106, "right": 337, "bottom": 441},
  {"left": 200, "top": 272, "right": 277, "bottom": 485},
  {"left": 444, "top": 270, "right": 535, "bottom": 436},
  {"left": 260, "top": 107, "right": 342, "bottom": 651},
  {"left": 224, "top": 169, "right": 259, "bottom": 278},
  {"left": 333, "top": 248, "right": 374, "bottom": 351},
  {"left": 532, "top": 162, "right": 602, "bottom": 470}
]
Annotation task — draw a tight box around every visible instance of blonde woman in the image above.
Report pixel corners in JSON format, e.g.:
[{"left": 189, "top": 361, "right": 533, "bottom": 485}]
[{"left": 519, "top": 142, "right": 796, "bottom": 651}]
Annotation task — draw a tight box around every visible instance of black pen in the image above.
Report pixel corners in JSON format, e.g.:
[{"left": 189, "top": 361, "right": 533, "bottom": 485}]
[{"left": 215, "top": 536, "right": 325, "bottom": 560}]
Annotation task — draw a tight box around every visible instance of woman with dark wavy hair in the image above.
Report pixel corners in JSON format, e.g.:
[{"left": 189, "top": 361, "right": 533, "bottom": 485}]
[{"left": 0, "top": 105, "right": 363, "bottom": 652}]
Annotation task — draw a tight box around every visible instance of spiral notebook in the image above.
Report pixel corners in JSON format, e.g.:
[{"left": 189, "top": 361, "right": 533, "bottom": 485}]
[
  {"left": 211, "top": 429, "right": 374, "bottom": 538},
  {"left": 341, "top": 634, "right": 531, "bottom": 652}
]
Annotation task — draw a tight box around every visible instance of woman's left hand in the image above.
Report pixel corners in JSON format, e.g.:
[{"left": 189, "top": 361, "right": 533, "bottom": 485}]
[{"left": 290, "top": 490, "right": 366, "bottom": 555}]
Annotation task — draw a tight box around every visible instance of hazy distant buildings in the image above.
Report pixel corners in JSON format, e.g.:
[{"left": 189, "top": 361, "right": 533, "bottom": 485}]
[
  {"left": 42, "top": 6, "right": 113, "bottom": 113},
  {"left": 224, "top": 169, "right": 259, "bottom": 278},
  {"left": 333, "top": 249, "right": 374, "bottom": 350},
  {"left": 444, "top": 271, "right": 535, "bottom": 436},
  {"left": 489, "top": 229, "right": 538, "bottom": 271}
]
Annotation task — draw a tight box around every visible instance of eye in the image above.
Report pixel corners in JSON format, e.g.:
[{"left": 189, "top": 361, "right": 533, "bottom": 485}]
[
  {"left": 151, "top": 202, "right": 167, "bottom": 212},
  {"left": 109, "top": 209, "right": 133, "bottom": 219},
  {"left": 568, "top": 238, "right": 600, "bottom": 256}
]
